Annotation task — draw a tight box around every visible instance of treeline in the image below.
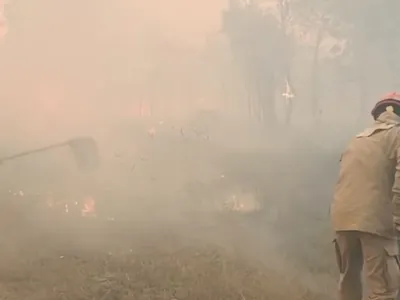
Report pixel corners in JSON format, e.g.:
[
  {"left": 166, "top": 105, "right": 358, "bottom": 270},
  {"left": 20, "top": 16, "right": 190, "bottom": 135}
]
[{"left": 221, "top": 0, "right": 400, "bottom": 125}]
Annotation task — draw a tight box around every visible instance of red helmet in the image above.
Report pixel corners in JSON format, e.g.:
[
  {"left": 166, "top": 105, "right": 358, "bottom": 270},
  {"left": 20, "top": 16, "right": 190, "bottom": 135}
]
[{"left": 371, "top": 92, "right": 400, "bottom": 119}]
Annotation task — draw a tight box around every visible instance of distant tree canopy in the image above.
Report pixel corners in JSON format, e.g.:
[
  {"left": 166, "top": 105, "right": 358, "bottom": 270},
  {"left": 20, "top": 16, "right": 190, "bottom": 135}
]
[
  {"left": 296, "top": 0, "right": 400, "bottom": 116},
  {"left": 222, "top": 0, "right": 400, "bottom": 124}
]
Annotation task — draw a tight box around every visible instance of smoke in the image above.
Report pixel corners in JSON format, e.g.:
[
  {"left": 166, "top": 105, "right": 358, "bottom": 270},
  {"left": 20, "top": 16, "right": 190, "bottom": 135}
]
[{"left": 0, "top": 0, "right": 348, "bottom": 298}]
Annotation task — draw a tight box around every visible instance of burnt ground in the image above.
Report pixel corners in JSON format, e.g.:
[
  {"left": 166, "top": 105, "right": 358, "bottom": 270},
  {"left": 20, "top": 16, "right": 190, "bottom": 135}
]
[
  {"left": 0, "top": 194, "right": 335, "bottom": 300},
  {"left": 0, "top": 127, "right": 339, "bottom": 300}
]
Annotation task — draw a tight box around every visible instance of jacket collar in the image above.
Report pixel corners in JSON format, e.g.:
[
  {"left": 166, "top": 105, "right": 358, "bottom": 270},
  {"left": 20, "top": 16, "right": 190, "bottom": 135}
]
[
  {"left": 356, "top": 111, "right": 400, "bottom": 138},
  {"left": 376, "top": 111, "right": 400, "bottom": 125}
]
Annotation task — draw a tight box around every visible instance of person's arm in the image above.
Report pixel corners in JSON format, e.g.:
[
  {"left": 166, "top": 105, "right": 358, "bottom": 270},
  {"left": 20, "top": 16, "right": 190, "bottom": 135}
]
[{"left": 393, "top": 147, "right": 400, "bottom": 230}]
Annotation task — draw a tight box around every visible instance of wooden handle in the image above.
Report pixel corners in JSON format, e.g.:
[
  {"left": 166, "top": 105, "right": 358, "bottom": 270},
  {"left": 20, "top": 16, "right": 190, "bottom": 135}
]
[{"left": 0, "top": 142, "right": 68, "bottom": 162}]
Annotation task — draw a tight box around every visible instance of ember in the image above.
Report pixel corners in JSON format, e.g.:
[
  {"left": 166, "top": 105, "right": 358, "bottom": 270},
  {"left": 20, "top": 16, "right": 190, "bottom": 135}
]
[{"left": 81, "top": 196, "right": 96, "bottom": 217}]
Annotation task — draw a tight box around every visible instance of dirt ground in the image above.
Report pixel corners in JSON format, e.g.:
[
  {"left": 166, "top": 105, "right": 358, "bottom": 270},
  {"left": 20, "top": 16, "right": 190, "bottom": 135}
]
[
  {"left": 0, "top": 190, "right": 335, "bottom": 300},
  {"left": 0, "top": 124, "right": 339, "bottom": 300},
  {"left": 0, "top": 207, "right": 331, "bottom": 300}
]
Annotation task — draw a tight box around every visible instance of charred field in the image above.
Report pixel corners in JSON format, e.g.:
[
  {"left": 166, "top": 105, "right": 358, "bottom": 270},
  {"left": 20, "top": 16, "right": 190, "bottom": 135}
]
[{"left": 0, "top": 126, "right": 340, "bottom": 300}]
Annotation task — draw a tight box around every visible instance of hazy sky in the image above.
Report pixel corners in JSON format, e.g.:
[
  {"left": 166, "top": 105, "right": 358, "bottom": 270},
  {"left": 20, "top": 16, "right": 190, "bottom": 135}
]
[
  {"left": 131, "top": 0, "right": 228, "bottom": 45},
  {"left": 0, "top": 0, "right": 231, "bottom": 142}
]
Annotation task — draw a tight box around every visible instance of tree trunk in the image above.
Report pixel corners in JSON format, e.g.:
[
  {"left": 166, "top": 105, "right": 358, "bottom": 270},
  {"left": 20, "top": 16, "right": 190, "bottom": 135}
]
[
  {"left": 259, "top": 72, "right": 276, "bottom": 126},
  {"left": 284, "top": 98, "right": 293, "bottom": 126},
  {"left": 311, "top": 24, "right": 323, "bottom": 120}
]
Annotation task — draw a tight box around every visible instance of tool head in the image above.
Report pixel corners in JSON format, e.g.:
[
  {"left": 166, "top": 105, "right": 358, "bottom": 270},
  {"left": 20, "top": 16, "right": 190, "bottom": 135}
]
[{"left": 67, "top": 137, "right": 100, "bottom": 170}]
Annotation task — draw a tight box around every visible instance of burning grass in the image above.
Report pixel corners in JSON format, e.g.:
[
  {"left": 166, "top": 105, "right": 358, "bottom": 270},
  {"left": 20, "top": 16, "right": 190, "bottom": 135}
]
[
  {"left": 0, "top": 130, "right": 337, "bottom": 300},
  {"left": 0, "top": 188, "right": 334, "bottom": 300}
]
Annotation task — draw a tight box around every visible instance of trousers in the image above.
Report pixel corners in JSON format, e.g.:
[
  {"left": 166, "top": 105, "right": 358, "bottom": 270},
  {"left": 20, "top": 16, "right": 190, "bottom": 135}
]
[{"left": 334, "top": 231, "right": 400, "bottom": 300}]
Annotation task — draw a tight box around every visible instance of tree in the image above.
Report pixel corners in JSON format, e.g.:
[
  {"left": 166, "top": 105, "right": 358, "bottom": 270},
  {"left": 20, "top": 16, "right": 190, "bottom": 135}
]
[
  {"left": 222, "top": 0, "right": 289, "bottom": 125},
  {"left": 294, "top": 0, "right": 400, "bottom": 121},
  {"left": 277, "top": 0, "right": 296, "bottom": 125},
  {"left": 291, "top": 0, "right": 345, "bottom": 120}
]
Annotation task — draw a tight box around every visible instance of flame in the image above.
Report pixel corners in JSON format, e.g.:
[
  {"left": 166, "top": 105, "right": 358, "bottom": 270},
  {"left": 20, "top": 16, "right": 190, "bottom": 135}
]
[
  {"left": 81, "top": 196, "right": 96, "bottom": 217},
  {"left": 147, "top": 127, "right": 156, "bottom": 138},
  {"left": 45, "top": 193, "right": 96, "bottom": 217},
  {"left": 0, "top": 0, "right": 8, "bottom": 41},
  {"left": 129, "top": 101, "right": 151, "bottom": 117},
  {"left": 140, "top": 101, "right": 151, "bottom": 117}
]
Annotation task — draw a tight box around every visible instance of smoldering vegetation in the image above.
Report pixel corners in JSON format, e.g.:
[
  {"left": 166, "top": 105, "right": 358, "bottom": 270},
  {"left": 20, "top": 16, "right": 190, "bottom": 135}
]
[
  {"left": 0, "top": 121, "right": 341, "bottom": 300},
  {"left": 0, "top": 0, "right": 395, "bottom": 299},
  {"left": 0, "top": 115, "right": 349, "bottom": 300}
]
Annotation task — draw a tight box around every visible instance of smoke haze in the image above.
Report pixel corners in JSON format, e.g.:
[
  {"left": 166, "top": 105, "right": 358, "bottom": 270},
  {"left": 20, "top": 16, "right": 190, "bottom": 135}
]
[{"left": 0, "top": 0, "right": 389, "bottom": 299}]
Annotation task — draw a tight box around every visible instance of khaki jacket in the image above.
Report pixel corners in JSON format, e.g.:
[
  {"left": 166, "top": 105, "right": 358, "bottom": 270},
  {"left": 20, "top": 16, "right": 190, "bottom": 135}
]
[{"left": 331, "top": 111, "right": 400, "bottom": 238}]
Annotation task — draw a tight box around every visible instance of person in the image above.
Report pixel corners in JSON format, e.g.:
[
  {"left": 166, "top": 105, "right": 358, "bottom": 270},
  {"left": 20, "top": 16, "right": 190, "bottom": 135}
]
[{"left": 331, "top": 92, "right": 400, "bottom": 300}]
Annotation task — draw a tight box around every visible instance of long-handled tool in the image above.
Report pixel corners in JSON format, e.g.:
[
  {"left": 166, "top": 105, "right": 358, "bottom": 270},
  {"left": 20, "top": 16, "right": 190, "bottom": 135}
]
[{"left": 0, "top": 136, "right": 100, "bottom": 169}]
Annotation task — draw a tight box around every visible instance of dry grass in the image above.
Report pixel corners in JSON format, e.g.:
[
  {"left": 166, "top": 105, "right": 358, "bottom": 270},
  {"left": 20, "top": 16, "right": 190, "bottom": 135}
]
[
  {"left": 0, "top": 199, "right": 335, "bottom": 300},
  {"left": 0, "top": 214, "right": 331, "bottom": 300},
  {"left": 0, "top": 125, "right": 338, "bottom": 300}
]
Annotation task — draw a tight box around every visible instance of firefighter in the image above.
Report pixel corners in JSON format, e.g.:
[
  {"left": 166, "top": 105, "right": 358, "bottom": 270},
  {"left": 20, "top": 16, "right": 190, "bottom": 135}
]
[{"left": 331, "top": 92, "right": 400, "bottom": 300}]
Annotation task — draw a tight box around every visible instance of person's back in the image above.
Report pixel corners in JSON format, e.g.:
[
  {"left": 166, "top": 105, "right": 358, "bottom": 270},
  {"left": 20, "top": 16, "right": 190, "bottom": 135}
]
[
  {"left": 330, "top": 93, "right": 400, "bottom": 300},
  {"left": 332, "top": 111, "right": 400, "bottom": 238}
]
